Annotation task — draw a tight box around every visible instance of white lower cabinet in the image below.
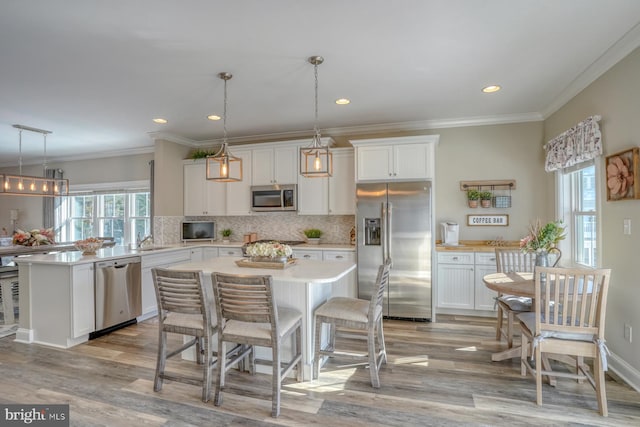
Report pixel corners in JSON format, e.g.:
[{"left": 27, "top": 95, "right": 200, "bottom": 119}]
[
  {"left": 436, "top": 251, "right": 498, "bottom": 312},
  {"left": 217, "top": 247, "right": 243, "bottom": 257},
  {"left": 203, "top": 247, "right": 219, "bottom": 260},
  {"left": 140, "top": 249, "right": 192, "bottom": 318},
  {"left": 72, "top": 263, "right": 95, "bottom": 338},
  {"left": 474, "top": 252, "right": 498, "bottom": 311},
  {"left": 293, "top": 249, "right": 355, "bottom": 261},
  {"left": 436, "top": 252, "right": 475, "bottom": 309},
  {"left": 293, "top": 249, "right": 323, "bottom": 260}
]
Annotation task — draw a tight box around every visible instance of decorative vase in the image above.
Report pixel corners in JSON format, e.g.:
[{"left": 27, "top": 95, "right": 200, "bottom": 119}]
[
  {"left": 480, "top": 199, "right": 491, "bottom": 208},
  {"left": 534, "top": 248, "right": 562, "bottom": 268},
  {"left": 468, "top": 200, "right": 478, "bottom": 208},
  {"left": 306, "top": 238, "right": 320, "bottom": 245}
]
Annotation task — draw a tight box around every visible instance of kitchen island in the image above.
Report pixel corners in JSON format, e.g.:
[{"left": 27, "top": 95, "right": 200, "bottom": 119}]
[
  {"left": 169, "top": 256, "right": 357, "bottom": 381},
  {"left": 13, "top": 246, "right": 356, "bottom": 382}
]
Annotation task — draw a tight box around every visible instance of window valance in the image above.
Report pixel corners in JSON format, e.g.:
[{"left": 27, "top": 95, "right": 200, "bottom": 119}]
[{"left": 544, "top": 115, "right": 602, "bottom": 172}]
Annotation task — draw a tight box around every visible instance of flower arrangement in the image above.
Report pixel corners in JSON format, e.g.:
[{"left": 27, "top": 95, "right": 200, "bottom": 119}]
[
  {"left": 520, "top": 220, "right": 565, "bottom": 253},
  {"left": 245, "top": 241, "right": 293, "bottom": 258},
  {"left": 13, "top": 228, "right": 56, "bottom": 246}
]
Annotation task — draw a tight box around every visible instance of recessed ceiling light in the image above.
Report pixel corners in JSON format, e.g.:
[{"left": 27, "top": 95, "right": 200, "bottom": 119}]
[
  {"left": 207, "top": 114, "right": 221, "bottom": 121},
  {"left": 152, "top": 118, "right": 168, "bottom": 124},
  {"left": 335, "top": 98, "right": 350, "bottom": 105},
  {"left": 482, "top": 85, "right": 501, "bottom": 93}
]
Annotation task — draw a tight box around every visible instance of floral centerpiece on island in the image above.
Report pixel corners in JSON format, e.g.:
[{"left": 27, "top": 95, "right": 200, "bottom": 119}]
[
  {"left": 245, "top": 241, "right": 293, "bottom": 263},
  {"left": 13, "top": 228, "right": 56, "bottom": 246}
]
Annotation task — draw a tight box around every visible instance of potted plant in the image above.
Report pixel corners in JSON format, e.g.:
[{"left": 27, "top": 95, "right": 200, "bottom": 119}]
[
  {"left": 221, "top": 228, "right": 232, "bottom": 243},
  {"left": 480, "top": 191, "right": 493, "bottom": 208},
  {"left": 303, "top": 228, "right": 323, "bottom": 244},
  {"left": 466, "top": 189, "right": 480, "bottom": 208}
]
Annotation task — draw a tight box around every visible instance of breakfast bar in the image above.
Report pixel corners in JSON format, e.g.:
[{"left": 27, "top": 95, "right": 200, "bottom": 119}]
[{"left": 169, "top": 256, "right": 357, "bottom": 381}]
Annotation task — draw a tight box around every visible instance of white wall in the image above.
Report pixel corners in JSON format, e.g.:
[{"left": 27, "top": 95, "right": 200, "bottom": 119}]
[{"left": 545, "top": 46, "right": 640, "bottom": 387}]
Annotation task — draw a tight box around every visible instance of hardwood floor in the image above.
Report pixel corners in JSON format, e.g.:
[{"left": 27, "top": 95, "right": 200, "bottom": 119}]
[{"left": 1, "top": 314, "right": 639, "bottom": 426}]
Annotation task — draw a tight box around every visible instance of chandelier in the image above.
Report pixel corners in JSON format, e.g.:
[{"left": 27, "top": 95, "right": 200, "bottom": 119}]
[
  {"left": 300, "top": 56, "right": 332, "bottom": 178},
  {"left": 206, "top": 72, "right": 243, "bottom": 182},
  {"left": 1, "top": 124, "right": 69, "bottom": 197}
]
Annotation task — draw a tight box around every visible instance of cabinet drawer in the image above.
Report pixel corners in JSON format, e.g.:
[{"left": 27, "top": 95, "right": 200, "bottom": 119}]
[
  {"left": 293, "top": 250, "right": 322, "bottom": 260},
  {"left": 323, "top": 251, "right": 355, "bottom": 262},
  {"left": 437, "top": 252, "right": 474, "bottom": 264},
  {"left": 475, "top": 252, "right": 498, "bottom": 266},
  {"left": 217, "top": 248, "right": 243, "bottom": 257}
]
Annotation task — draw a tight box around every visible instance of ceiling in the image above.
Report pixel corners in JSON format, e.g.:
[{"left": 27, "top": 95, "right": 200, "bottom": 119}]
[{"left": 2, "top": 0, "right": 640, "bottom": 166}]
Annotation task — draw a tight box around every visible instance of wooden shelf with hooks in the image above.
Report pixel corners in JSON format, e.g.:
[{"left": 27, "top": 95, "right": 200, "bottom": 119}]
[{"left": 459, "top": 180, "right": 516, "bottom": 191}]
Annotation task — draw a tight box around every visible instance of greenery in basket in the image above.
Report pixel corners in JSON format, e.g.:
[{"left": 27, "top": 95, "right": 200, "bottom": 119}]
[
  {"left": 303, "top": 228, "right": 323, "bottom": 239},
  {"left": 221, "top": 228, "right": 232, "bottom": 238},
  {"left": 480, "top": 191, "right": 493, "bottom": 201},
  {"left": 189, "top": 148, "right": 215, "bottom": 159},
  {"left": 466, "top": 189, "right": 480, "bottom": 201}
]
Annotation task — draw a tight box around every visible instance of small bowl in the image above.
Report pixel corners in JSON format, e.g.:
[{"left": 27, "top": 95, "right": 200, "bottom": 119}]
[{"left": 74, "top": 240, "right": 103, "bottom": 255}]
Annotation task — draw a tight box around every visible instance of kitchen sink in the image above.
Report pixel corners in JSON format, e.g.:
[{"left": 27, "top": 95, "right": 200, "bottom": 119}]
[{"left": 138, "top": 246, "right": 168, "bottom": 252}]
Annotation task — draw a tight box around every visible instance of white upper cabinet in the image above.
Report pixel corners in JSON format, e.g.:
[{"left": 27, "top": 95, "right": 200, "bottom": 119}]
[
  {"left": 226, "top": 149, "right": 253, "bottom": 216},
  {"left": 298, "top": 147, "right": 354, "bottom": 215},
  {"left": 252, "top": 145, "right": 298, "bottom": 185},
  {"left": 329, "top": 149, "right": 355, "bottom": 215},
  {"left": 183, "top": 160, "right": 226, "bottom": 216},
  {"left": 350, "top": 135, "right": 439, "bottom": 182}
]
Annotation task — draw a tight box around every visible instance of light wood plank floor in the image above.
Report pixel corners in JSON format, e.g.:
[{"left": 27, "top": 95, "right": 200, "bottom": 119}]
[{"left": 1, "top": 314, "right": 638, "bottom": 426}]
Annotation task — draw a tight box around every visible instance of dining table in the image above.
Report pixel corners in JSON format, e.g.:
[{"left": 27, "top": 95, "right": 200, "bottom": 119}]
[{"left": 482, "top": 271, "right": 534, "bottom": 362}]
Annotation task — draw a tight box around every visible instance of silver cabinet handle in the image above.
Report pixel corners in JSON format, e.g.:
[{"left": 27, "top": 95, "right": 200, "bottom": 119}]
[
  {"left": 304, "top": 254, "right": 311, "bottom": 258},
  {"left": 336, "top": 255, "right": 343, "bottom": 259},
  {"left": 453, "top": 256, "right": 459, "bottom": 261}
]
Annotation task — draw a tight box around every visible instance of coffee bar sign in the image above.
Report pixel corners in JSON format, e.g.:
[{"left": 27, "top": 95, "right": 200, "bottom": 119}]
[{"left": 467, "top": 214, "right": 509, "bottom": 226}]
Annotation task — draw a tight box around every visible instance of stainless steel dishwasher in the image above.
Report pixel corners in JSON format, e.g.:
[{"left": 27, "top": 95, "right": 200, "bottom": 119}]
[{"left": 94, "top": 256, "right": 142, "bottom": 333}]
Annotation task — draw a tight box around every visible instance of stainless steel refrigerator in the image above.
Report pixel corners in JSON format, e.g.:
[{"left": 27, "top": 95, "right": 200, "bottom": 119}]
[{"left": 356, "top": 181, "right": 432, "bottom": 320}]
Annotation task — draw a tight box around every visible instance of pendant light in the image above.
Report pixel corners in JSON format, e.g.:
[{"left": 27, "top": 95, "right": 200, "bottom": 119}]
[
  {"left": 300, "top": 55, "right": 333, "bottom": 178},
  {"left": 0, "top": 124, "right": 69, "bottom": 197},
  {"left": 206, "top": 72, "right": 243, "bottom": 182}
]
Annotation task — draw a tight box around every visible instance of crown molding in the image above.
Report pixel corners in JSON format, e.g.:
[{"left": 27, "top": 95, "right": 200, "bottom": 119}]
[
  {"left": 147, "top": 131, "right": 198, "bottom": 146},
  {"left": 0, "top": 146, "right": 155, "bottom": 168},
  {"left": 542, "top": 21, "right": 640, "bottom": 118}
]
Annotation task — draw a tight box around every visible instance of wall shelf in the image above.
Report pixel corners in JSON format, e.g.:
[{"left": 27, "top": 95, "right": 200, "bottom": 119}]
[{"left": 459, "top": 180, "right": 516, "bottom": 191}]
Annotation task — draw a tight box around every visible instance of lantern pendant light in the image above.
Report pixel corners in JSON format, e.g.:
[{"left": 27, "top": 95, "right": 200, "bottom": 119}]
[
  {"left": 300, "top": 56, "right": 332, "bottom": 178},
  {"left": 206, "top": 72, "right": 243, "bottom": 182}
]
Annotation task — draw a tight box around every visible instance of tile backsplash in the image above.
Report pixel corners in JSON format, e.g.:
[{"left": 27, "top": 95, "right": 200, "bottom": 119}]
[{"left": 154, "top": 214, "right": 355, "bottom": 245}]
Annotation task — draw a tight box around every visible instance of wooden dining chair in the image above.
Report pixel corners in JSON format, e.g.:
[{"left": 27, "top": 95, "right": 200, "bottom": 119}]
[
  {"left": 313, "top": 262, "right": 390, "bottom": 388},
  {"left": 211, "top": 272, "right": 303, "bottom": 418},
  {"left": 494, "top": 248, "right": 535, "bottom": 348},
  {"left": 151, "top": 268, "right": 218, "bottom": 402},
  {"left": 518, "top": 267, "right": 611, "bottom": 416}
]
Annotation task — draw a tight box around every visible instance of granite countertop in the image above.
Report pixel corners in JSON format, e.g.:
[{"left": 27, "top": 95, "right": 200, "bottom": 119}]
[{"left": 435, "top": 240, "right": 520, "bottom": 252}]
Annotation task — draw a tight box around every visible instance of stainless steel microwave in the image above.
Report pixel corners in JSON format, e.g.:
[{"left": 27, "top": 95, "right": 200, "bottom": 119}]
[{"left": 251, "top": 184, "right": 297, "bottom": 212}]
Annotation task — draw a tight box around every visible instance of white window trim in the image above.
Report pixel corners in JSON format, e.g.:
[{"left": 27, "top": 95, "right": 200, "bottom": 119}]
[
  {"left": 69, "top": 180, "right": 149, "bottom": 193},
  {"left": 554, "top": 160, "right": 602, "bottom": 268}
]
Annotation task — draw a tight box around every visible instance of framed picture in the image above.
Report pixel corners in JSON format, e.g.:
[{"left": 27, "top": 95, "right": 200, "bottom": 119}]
[
  {"left": 467, "top": 214, "right": 509, "bottom": 226},
  {"left": 606, "top": 147, "right": 640, "bottom": 201}
]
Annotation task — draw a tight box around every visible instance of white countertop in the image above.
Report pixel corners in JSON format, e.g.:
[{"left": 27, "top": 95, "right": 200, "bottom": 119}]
[
  {"left": 13, "top": 241, "right": 355, "bottom": 266},
  {"left": 170, "top": 256, "right": 356, "bottom": 284}
]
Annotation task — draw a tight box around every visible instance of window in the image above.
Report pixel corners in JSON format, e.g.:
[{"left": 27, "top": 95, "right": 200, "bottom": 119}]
[
  {"left": 55, "top": 190, "right": 150, "bottom": 245},
  {"left": 557, "top": 163, "right": 598, "bottom": 267}
]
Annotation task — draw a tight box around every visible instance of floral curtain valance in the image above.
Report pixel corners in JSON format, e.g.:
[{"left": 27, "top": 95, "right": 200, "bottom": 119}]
[{"left": 544, "top": 115, "right": 602, "bottom": 172}]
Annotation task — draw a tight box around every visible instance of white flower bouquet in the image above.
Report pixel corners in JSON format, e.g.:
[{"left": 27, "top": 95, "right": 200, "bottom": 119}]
[{"left": 245, "top": 241, "right": 293, "bottom": 260}]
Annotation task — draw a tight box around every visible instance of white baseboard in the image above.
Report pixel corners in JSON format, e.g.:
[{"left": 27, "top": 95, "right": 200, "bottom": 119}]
[{"left": 608, "top": 352, "right": 640, "bottom": 392}]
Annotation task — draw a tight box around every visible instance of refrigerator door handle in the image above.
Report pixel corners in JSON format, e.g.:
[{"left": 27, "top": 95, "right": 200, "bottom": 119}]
[
  {"left": 387, "top": 202, "right": 393, "bottom": 268},
  {"left": 381, "top": 202, "right": 387, "bottom": 265}
]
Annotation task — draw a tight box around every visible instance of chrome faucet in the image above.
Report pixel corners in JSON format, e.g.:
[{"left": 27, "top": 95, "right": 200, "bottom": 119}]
[{"left": 136, "top": 233, "right": 153, "bottom": 248}]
